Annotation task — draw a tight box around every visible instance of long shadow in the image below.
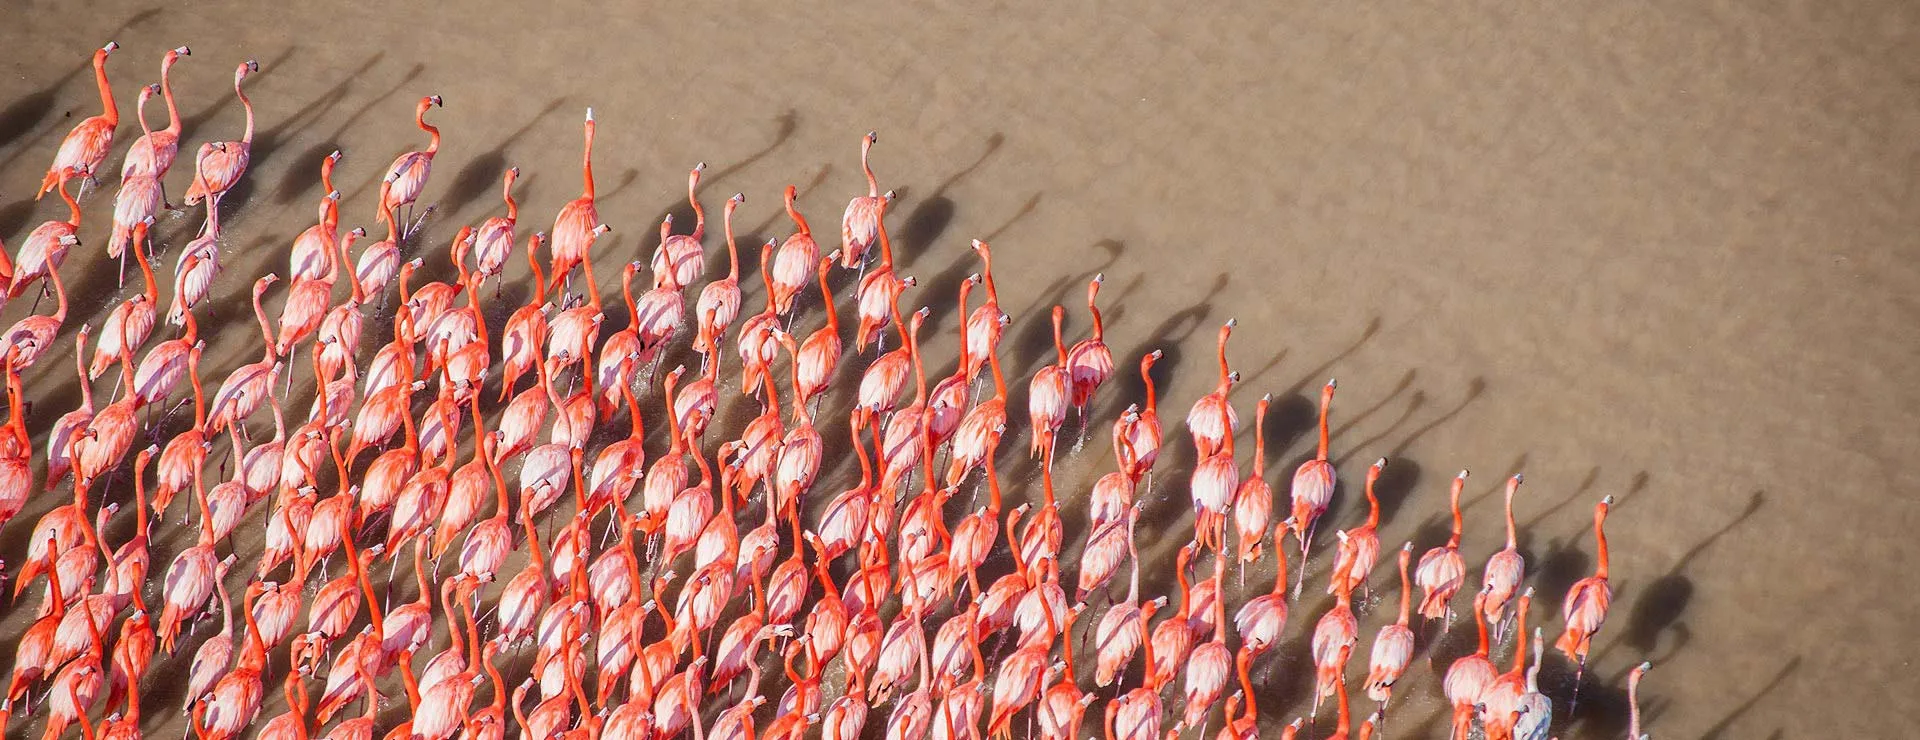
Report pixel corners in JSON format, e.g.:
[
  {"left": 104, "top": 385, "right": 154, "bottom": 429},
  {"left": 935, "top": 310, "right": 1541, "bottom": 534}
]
[
  {"left": 1623, "top": 489, "right": 1763, "bottom": 654},
  {"left": 894, "top": 133, "right": 1005, "bottom": 269},
  {"left": 263, "top": 52, "right": 391, "bottom": 203},
  {"left": 1264, "top": 316, "right": 1385, "bottom": 459},
  {"left": 1696, "top": 655, "right": 1799, "bottom": 740},
  {"left": 641, "top": 110, "right": 800, "bottom": 277},
  {"left": 325, "top": 63, "right": 436, "bottom": 209},
  {"left": 440, "top": 96, "right": 570, "bottom": 214},
  {"left": 0, "top": 7, "right": 164, "bottom": 172}
]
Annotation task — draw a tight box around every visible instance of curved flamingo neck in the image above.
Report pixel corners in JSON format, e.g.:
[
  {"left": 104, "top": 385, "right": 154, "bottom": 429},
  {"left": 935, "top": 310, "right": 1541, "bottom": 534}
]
[
  {"left": 162, "top": 57, "right": 182, "bottom": 134},
  {"left": 503, "top": 171, "right": 518, "bottom": 221},
  {"left": 723, "top": 200, "right": 741, "bottom": 280},
  {"left": 1395, "top": 549, "right": 1412, "bottom": 625},
  {"left": 50, "top": 267, "right": 68, "bottom": 322},
  {"left": 784, "top": 187, "right": 809, "bottom": 235},
  {"left": 1088, "top": 280, "right": 1104, "bottom": 340},
  {"left": 1252, "top": 398, "right": 1269, "bottom": 475},
  {"left": 817, "top": 260, "right": 838, "bottom": 333},
  {"left": 94, "top": 51, "right": 117, "bottom": 126},
  {"left": 1473, "top": 596, "right": 1489, "bottom": 656},
  {"left": 861, "top": 137, "right": 877, "bottom": 196},
  {"left": 60, "top": 175, "right": 81, "bottom": 228},
  {"left": 1051, "top": 308, "right": 1067, "bottom": 364},
  {"left": 251, "top": 280, "right": 275, "bottom": 358},
  {"left": 1142, "top": 356, "right": 1158, "bottom": 413},
  {"left": 1269, "top": 527, "right": 1289, "bottom": 593},
  {"left": 1364, "top": 465, "right": 1381, "bottom": 528},
  {"left": 417, "top": 103, "right": 438, "bottom": 154},
  {"left": 688, "top": 168, "right": 705, "bottom": 239}
]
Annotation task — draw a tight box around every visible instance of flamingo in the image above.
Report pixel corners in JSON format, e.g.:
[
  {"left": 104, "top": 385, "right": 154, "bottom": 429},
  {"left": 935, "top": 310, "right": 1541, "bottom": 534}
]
[
  {"left": 548, "top": 109, "right": 600, "bottom": 295},
  {"left": 206, "top": 275, "right": 281, "bottom": 434},
  {"left": 770, "top": 184, "right": 819, "bottom": 316},
  {"left": 853, "top": 210, "right": 915, "bottom": 353},
  {"left": 108, "top": 175, "right": 162, "bottom": 285},
  {"left": 1364, "top": 544, "right": 1416, "bottom": 713},
  {"left": 841, "top": 131, "right": 894, "bottom": 269},
  {"left": 1231, "top": 394, "right": 1275, "bottom": 573},
  {"left": 497, "top": 232, "right": 552, "bottom": 402},
  {"left": 1556, "top": 496, "right": 1617, "bottom": 694},
  {"left": 650, "top": 162, "right": 707, "bottom": 290},
  {"left": 695, "top": 193, "right": 747, "bottom": 368},
  {"left": 376, "top": 95, "right": 444, "bottom": 237},
  {"left": 5, "top": 225, "right": 82, "bottom": 363},
  {"left": 1479, "top": 589, "right": 1536, "bottom": 740},
  {"left": 9, "top": 167, "right": 83, "bottom": 302},
  {"left": 1290, "top": 379, "right": 1337, "bottom": 597},
  {"left": 183, "top": 60, "right": 260, "bottom": 230},
  {"left": 1625, "top": 661, "right": 1651, "bottom": 740},
  {"left": 1065, "top": 273, "right": 1113, "bottom": 422},
  {"left": 45, "top": 326, "right": 95, "bottom": 493},
  {"left": 37, "top": 42, "right": 119, "bottom": 199},
  {"left": 1482, "top": 474, "right": 1527, "bottom": 633},
  {"left": 1310, "top": 585, "right": 1358, "bottom": 720},
  {"left": 121, "top": 46, "right": 190, "bottom": 184},
  {"left": 1232, "top": 520, "right": 1291, "bottom": 658},
  {"left": 1329, "top": 458, "right": 1388, "bottom": 596},
  {"left": 1443, "top": 588, "right": 1497, "bottom": 723},
  {"left": 92, "top": 220, "right": 161, "bottom": 381},
  {"left": 1182, "top": 556, "right": 1232, "bottom": 733},
  {"left": 288, "top": 152, "right": 343, "bottom": 282},
  {"left": 795, "top": 253, "right": 844, "bottom": 407},
  {"left": 1189, "top": 405, "right": 1239, "bottom": 555},
  {"left": 170, "top": 222, "right": 221, "bottom": 323},
  {"left": 1029, "top": 305, "right": 1071, "bottom": 463},
  {"left": 1415, "top": 470, "right": 1471, "bottom": 621},
  {"left": 472, "top": 167, "right": 520, "bottom": 285}
]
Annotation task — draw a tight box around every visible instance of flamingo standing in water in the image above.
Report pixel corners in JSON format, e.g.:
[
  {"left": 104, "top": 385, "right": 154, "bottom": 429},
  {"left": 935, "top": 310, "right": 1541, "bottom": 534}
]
[
  {"left": 1028, "top": 306, "right": 1070, "bottom": 465},
  {"left": 9, "top": 168, "right": 83, "bottom": 303},
  {"left": 651, "top": 162, "right": 707, "bottom": 290},
  {"left": 121, "top": 46, "right": 190, "bottom": 188},
  {"left": 38, "top": 42, "right": 119, "bottom": 200},
  {"left": 770, "top": 185, "right": 819, "bottom": 317},
  {"left": 1290, "top": 379, "right": 1337, "bottom": 597},
  {"left": 841, "top": 131, "right": 894, "bottom": 272},
  {"left": 1557, "top": 495, "right": 1616, "bottom": 705},
  {"left": 1363, "top": 544, "right": 1415, "bottom": 718},
  {"left": 1065, "top": 273, "right": 1113, "bottom": 427},
  {"left": 695, "top": 193, "right": 747, "bottom": 369},
  {"left": 472, "top": 167, "right": 520, "bottom": 287},
  {"left": 1328, "top": 458, "right": 1387, "bottom": 596},
  {"left": 1415, "top": 470, "right": 1470, "bottom": 622},
  {"left": 90, "top": 219, "right": 160, "bottom": 382},
  {"left": 1186, "top": 320, "right": 1239, "bottom": 459},
  {"left": 1482, "top": 474, "right": 1527, "bottom": 636},
  {"left": 549, "top": 109, "right": 600, "bottom": 295},
  {"left": 1232, "top": 394, "right": 1274, "bottom": 573},
  {"left": 376, "top": 95, "right": 444, "bottom": 238},
  {"left": 183, "top": 60, "right": 260, "bottom": 231}
]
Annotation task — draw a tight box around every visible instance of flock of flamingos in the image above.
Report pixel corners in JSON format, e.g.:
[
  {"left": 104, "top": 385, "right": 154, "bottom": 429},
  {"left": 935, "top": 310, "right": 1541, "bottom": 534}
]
[{"left": 0, "top": 42, "right": 1654, "bottom": 740}]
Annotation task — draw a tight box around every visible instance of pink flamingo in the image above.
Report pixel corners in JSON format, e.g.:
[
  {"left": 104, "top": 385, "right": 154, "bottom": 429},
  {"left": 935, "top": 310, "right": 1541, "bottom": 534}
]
[
  {"left": 1182, "top": 557, "right": 1232, "bottom": 733},
  {"left": 1065, "top": 273, "right": 1113, "bottom": 422},
  {"left": 854, "top": 214, "right": 915, "bottom": 353},
  {"left": 794, "top": 253, "right": 844, "bottom": 408},
  {"left": 1028, "top": 305, "right": 1071, "bottom": 464},
  {"left": 1443, "top": 588, "right": 1497, "bottom": 724},
  {"left": 1363, "top": 544, "right": 1416, "bottom": 713},
  {"left": 770, "top": 184, "right": 819, "bottom": 316},
  {"left": 695, "top": 193, "right": 747, "bottom": 368},
  {"left": 37, "top": 42, "right": 119, "bottom": 199},
  {"left": 1290, "top": 379, "right": 1337, "bottom": 597},
  {"left": 287, "top": 152, "right": 342, "bottom": 282},
  {"left": 1482, "top": 474, "right": 1527, "bottom": 632},
  {"left": 0, "top": 251, "right": 70, "bottom": 369},
  {"left": 1186, "top": 320, "right": 1240, "bottom": 459},
  {"left": 1329, "top": 458, "right": 1388, "bottom": 596},
  {"left": 1415, "top": 470, "right": 1471, "bottom": 621},
  {"left": 108, "top": 176, "right": 162, "bottom": 284},
  {"left": 9, "top": 167, "right": 83, "bottom": 302},
  {"left": 121, "top": 46, "right": 190, "bottom": 184},
  {"left": 472, "top": 167, "right": 520, "bottom": 285},
  {"left": 548, "top": 109, "right": 600, "bottom": 295},
  {"left": 1232, "top": 394, "right": 1274, "bottom": 571},
  {"left": 376, "top": 95, "right": 444, "bottom": 237},
  {"left": 1556, "top": 496, "right": 1616, "bottom": 692},
  {"left": 841, "top": 131, "right": 893, "bottom": 268},
  {"left": 1310, "top": 585, "right": 1359, "bottom": 721},
  {"left": 1232, "top": 520, "right": 1291, "bottom": 657},
  {"left": 650, "top": 162, "right": 708, "bottom": 290},
  {"left": 183, "top": 60, "right": 260, "bottom": 230},
  {"left": 93, "top": 220, "right": 162, "bottom": 380}
]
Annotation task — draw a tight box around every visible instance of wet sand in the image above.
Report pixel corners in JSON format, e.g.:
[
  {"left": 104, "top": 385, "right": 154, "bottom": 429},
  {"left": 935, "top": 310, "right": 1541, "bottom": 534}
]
[{"left": 2, "top": 1, "right": 1917, "bottom": 738}]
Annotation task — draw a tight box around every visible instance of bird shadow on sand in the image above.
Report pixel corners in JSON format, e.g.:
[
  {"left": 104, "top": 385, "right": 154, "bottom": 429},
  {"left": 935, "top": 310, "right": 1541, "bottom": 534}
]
[
  {"left": 1262, "top": 315, "right": 1385, "bottom": 461},
  {"left": 441, "top": 95, "right": 572, "bottom": 214},
  {"left": 1621, "top": 489, "right": 1763, "bottom": 655},
  {"left": 0, "top": 7, "right": 165, "bottom": 174},
  {"left": 264, "top": 53, "right": 398, "bottom": 204},
  {"left": 1693, "top": 655, "right": 1799, "bottom": 740},
  {"left": 642, "top": 109, "right": 801, "bottom": 272},
  {"left": 894, "top": 132, "right": 1006, "bottom": 271},
  {"left": 902, "top": 191, "right": 1046, "bottom": 336}
]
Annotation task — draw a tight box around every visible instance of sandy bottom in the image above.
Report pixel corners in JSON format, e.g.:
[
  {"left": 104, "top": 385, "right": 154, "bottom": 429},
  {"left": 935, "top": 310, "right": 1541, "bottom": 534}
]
[{"left": 1, "top": 1, "right": 1916, "bottom": 738}]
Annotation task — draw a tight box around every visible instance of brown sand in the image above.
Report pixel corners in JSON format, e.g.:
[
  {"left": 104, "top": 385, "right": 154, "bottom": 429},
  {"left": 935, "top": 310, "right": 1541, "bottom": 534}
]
[{"left": 1, "top": 1, "right": 1915, "bottom": 738}]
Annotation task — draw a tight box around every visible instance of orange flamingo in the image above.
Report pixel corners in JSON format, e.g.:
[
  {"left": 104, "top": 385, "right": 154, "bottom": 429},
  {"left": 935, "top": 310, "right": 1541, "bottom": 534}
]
[
  {"left": 1482, "top": 474, "right": 1527, "bottom": 633},
  {"left": 1232, "top": 394, "right": 1275, "bottom": 571},
  {"left": 1232, "top": 519, "right": 1291, "bottom": 657},
  {"left": 10, "top": 167, "right": 83, "bottom": 303},
  {"left": 183, "top": 60, "right": 259, "bottom": 230},
  {"left": 1416, "top": 470, "right": 1471, "bottom": 621},
  {"left": 1626, "top": 661, "right": 1650, "bottom": 740},
  {"left": 1029, "top": 305, "right": 1071, "bottom": 464},
  {"left": 288, "top": 152, "right": 342, "bottom": 282},
  {"left": 1479, "top": 589, "right": 1535, "bottom": 740},
  {"left": 1290, "top": 379, "right": 1337, "bottom": 597},
  {"left": 795, "top": 253, "right": 844, "bottom": 408},
  {"left": 1364, "top": 544, "right": 1416, "bottom": 714},
  {"left": 1310, "top": 585, "right": 1358, "bottom": 720},
  {"left": 376, "top": 95, "right": 444, "bottom": 238},
  {"left": 93, "top": 220, "right": 162, "bottom": 380},
  {"left": 695, "top": 193, "right": 747, "bottom": 367},
  {"left": 854, "top": 212, "right": 915, "bottom": 353},
  {"left": 1186, "top": 320, "right": 1240, "bottom": 459},
  {"left": 1182, "top": 556, "right": 1232, "bottom": 733},
  {"left": 841, "top": 131, "right": 895, "bottom": 271},
  {"left": 45, "top": 325, "right": 94, "bottom": 492},
  {"left": 651, "top": 162, "right": 708, "bottom": 290},
  {"left": 1556, "top": 495, "right": 1616, "bottom": 691},
  {"left": 1444, "top": 587, "right": 1497, "bottom": 724},
  {"left": 1329, "top": 458, "right": 1388, "bottom": 596},
  {"left": 1065, "top": 273, "right": 1113, "bottom": 420},
  {"left": 108, "top": 175, "right": 162, "bottom": 284},
  {"left": 548, "top": 109, "right": 600, "bottom": 295},
  {"left": 771, "top": 184, "right": 820, "bottom": 316},
  {"left": 122, "top": 46, "right": 190, "bottom": 184},
  {"left": 38, "top": 42, "right": 119, "bottom": 200},
  {"left": 1, "top": 254, "right": 70, "bottom": 369},
  {"left": 473, "top": 167, "right": 520, "bottom": 285}
]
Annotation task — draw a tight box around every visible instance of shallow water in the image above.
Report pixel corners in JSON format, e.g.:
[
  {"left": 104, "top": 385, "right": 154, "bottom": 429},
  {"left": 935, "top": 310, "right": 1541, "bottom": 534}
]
[{"left": 1, "top": 1, "right": 1916, "bottom": 738}]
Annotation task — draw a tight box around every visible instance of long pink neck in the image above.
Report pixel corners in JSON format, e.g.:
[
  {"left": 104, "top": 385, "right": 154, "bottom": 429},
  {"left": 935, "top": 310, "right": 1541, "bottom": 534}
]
[
  {"left": 162, "top": 57, "right": 181, "bottom": 134},
  {"left": 95, "top": 52, "right": 117, "bottom": 126}
]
